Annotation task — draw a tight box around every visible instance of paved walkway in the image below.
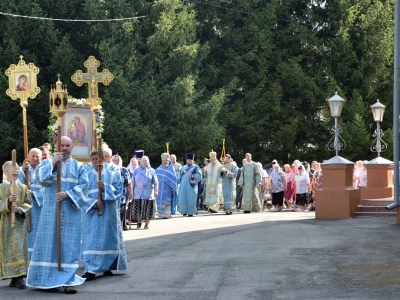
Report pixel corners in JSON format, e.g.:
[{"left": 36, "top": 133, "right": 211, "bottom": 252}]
[{"left": 1, "top": 211, "right": 399, "bottom": 299}]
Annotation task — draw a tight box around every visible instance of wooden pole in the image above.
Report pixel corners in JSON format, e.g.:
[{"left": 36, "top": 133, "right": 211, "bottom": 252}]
[
  {"left": 11, "top": 149, "right": 17, "bottom": 228},
  {"left": 49, "top": 74, "right": 67, "bottom": 271},
  {"left": 25, "top": 165, "right": 32, "bottom": 232},
  {"left": 56, "top": 118, "right": 62, "bottom": 270},
  {"left": 22, "top": 107, "right": 28, "bottom": 158},
  {"left": 22, "top": 101, "right": 30, "bottom": 229},
  {"left": 97, "top": 138, "right": 103, "bottom": 216},
  {"left": 21, "top": 102, "right": 32, "bottom": 232},
  {"left": 93, "top": 108, "right": 97, "bottom": 150}
]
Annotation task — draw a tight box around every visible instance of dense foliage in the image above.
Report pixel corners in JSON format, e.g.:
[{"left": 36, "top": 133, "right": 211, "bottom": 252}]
[{"left": 0, "top": 0, "right": 395, "bottom": 165}]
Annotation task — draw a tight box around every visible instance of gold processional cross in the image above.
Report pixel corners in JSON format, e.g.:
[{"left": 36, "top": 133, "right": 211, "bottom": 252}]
[
  {"left": 71, "top": 56, "right": 114, "bottom": 147},
  {"left": 71, "top": 56, "right": 114, "bottom": 108}
]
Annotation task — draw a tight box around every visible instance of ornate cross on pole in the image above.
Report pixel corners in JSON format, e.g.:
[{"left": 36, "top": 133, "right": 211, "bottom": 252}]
[{"left": 71, "top": 56, "right": 114, "bottom": 148}]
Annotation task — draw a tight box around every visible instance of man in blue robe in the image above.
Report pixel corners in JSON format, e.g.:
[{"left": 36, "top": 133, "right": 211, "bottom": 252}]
[
  {"left": 81, "top": 150, "right": 127, "bottom": 281},
  {"left": 19, "top": 148, "right": 43, "bottom": 260},
  {"left": 155, "top": 153, "right": 177, "bottom": 219},
  {"left": 238, "top": 153, "right": 262, "bottom": 213},
  {"left": 26, "top": 136, "right": 89, "bottom": 294},
  {"left": 134, "top": 150, "right": 145, "bottom": 166},
  {"left": 177, "top": 153, "right": 202, "bottom": 217},
  {"left": 221, "top": 154, "right": 238, "bottom": 214}
]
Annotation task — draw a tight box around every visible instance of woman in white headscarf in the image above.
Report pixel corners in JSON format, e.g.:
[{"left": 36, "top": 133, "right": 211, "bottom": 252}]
[
  {"left": 269, "top": 162, "right": 287, "bottom": 212},
  {"left": 131, "top": 156, "right": 158, "bottom": 229}
]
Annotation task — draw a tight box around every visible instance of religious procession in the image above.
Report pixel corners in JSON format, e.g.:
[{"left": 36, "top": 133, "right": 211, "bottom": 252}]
[
  {"left": 4, "top": 37, "right": 396, "bottom": 298},
  {"left": 0, "top": 126, "right": 325, "bottom": 294},
  {"left": 1, "top": 50, "right": 384, "bottom": 296}
]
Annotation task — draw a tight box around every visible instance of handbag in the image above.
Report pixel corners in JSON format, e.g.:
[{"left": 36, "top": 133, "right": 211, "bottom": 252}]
[
  {"left": 262, "top": 190, "right": 272, "bottom": 208},
  {"left": 263, "top": 190, "right": 272, "bottom": 201}
]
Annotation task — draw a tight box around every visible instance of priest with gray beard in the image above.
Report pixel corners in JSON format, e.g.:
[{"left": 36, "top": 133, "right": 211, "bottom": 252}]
[{"left": 155, "top": 153, "right": 177, "bottom": 219}]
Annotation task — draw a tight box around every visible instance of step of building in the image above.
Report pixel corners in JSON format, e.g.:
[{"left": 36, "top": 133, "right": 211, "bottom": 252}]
[
  {"left": 354, "top": 211, "right": 396, "bottom": 217},
  {"left": 356, "top": 205, "right": 393, "bottom": 212},
  {"left": 361, "top": 198, "right": 394, "bottom": 207},
  {"left": 355, "top": 197, "right": 397, "bottom": 217}
]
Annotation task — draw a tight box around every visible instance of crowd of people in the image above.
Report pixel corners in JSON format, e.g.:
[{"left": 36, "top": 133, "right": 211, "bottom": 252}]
[
  {"left": 0, "top": 137, "right": 129, "bottom": 294},
  {"left": 122, "top": 150, "right": 326, "bottom": 220},
  {"left": 0, "top": 141, "right": 328, "bottom": 294}
]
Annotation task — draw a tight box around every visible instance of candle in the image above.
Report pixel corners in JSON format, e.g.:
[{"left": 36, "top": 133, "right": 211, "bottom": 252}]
[{"left": 11, "top": 149, "right": 16, "bottom": 166}]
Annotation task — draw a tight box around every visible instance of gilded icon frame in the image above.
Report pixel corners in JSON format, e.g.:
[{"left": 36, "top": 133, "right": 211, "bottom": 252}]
[
  {"left": 5, "top": 57, "right": 40, "bottom": 101},
  {"left": 61, "top": 106, "right": 93, "bottom": 162}
]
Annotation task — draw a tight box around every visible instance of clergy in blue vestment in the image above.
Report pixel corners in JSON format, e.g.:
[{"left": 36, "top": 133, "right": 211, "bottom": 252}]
[
  {"left": 238, "top": 153, "right": 262, "bottom": 213},
  {"left": 177, "top": 153, "right": 202, "bottom": 217},
  {"left": 81, "top": 150, "right": 128, "bottom": 281},
  {"left": 18, "top": 148, "right": 44, "bottom": 260},
  {"left": 135, "top": 150, "right": 145, "bottom": 165},
  {"left": 155, "top": 153, "right": 178, "bottom": 219},
  {"left": 220, "top": 154, "right": 238, "bottom": 215},
  {"left": 26, "top": 136, "right": 89, "bottom": 294}
]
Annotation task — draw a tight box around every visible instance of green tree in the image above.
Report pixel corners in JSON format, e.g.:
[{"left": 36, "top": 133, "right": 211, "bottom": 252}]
[
  {"left": 0, "top": 1, "right": 62, "bottom": 162},
  {"left": 93, "top": 0, "right": 225, "bottom": 163},
  {"left": 0, "top": 0, "right": 395, "bottom": 166},
  {"left": 324, "top": 0, "right": 394, "bottom": 161}
]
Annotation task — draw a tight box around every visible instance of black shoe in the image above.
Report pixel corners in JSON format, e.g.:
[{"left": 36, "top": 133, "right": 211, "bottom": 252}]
[
  {"left": 16, "top": 277, "right": 26, "bottom": 289},
  {"left": 103, "top": 270, "right": 114, "bottom": 276},
  {"left": 244, "top": 211, "right": 250, "bottom": 213},
  {"left": 9, "top": 277, "right": 17, "bottom": 287},
  {"left": 64, "top": 286, "right": 77, "bottom": 294},
  {"left": 188, "top": 214, "right": 193, "bottom": 217},
  {"left": 82, "top": 272, "right": 96, "bottom": 281},
  {"left": 183, "top": 214, "right": 187, "bottom": 216}
]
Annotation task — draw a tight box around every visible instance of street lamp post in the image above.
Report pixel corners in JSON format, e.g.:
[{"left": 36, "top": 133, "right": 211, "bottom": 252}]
[
  {"left": 370, "top": 99, "right": 387, "bottom": 157},
  {"left": 326, "top": 91, "right": 346, "bottom": 157}
]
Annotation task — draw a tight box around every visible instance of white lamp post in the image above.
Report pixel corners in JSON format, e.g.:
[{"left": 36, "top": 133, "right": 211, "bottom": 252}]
[
  {"left": 370, "top": 99, "right": 387, "bottom": 157},
  {"left": 327, "top": 91, "right": 346, "bottom": 157}
]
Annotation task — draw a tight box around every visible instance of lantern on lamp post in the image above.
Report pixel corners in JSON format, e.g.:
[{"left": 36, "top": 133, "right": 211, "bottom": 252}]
[
  {"left": 326, "top": 91, "right": 346, "bottom": 157},
  {"left": 370, "top": 99, "right": 387, "bottom": 157}
]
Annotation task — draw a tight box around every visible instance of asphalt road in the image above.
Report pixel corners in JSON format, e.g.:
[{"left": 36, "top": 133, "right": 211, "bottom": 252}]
[{"left": 1, "top": 210, "right": 400, "bottom": 300}]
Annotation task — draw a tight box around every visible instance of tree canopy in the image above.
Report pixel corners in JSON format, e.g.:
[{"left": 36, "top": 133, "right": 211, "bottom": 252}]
[{"left": 0, "top": 0, "right": 395, "bottom": 165}]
